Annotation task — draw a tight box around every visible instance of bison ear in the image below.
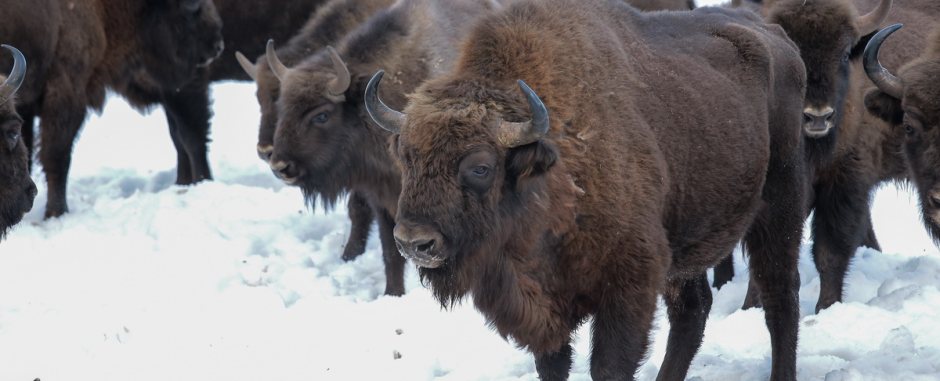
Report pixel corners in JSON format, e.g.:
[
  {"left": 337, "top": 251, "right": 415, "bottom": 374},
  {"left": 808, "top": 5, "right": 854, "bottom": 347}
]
[
  {"left": 864, "top": 88, "right": 903, "bottom": 125},
  {"left": 506, "top": 140, "right": 558, "bottom": 182}
]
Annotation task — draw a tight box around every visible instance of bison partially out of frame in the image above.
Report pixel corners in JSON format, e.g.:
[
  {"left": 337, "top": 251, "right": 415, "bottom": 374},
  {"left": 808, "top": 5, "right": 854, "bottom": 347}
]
[
  {"left": 366, "top": 0, "right": 808, "bottom": 379},
  {"left": 0, "top": 45, "right": 36, "bottom": 236}
]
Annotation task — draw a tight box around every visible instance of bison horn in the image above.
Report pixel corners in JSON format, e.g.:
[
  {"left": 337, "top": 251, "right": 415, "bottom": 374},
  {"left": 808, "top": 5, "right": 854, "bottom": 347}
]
[
  {"left": 497, "top": 80, "right": 550, "bottom": 148},
  {"left": 856, "top": 0, "right": 892, "bottom": 37},
  {"left": 364, "top": 70, "right": 405, "bottom": 134},
  {"left": 864, "top": 23, "right": 904, "bottom": 99},
  {"left": 235, "top": 51, "right": 257, "bottom": 81},
  {"left": 265, "top": 39, "right": 288, "bottom": 82},
  {"left": 326, "top": 46, "right": 351, "bottom": 96},
  {"left": 0, "top": 44, "right": 26, "bottom": 106}
]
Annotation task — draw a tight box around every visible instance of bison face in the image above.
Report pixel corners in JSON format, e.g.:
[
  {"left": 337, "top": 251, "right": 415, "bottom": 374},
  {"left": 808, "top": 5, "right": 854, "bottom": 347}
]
[
  {"left": 268, "top": 48, "right": 357, "bottom": 207},
  {"left": 0, "top": 95, "right": 37, "bottom": 236},
  {"left": 365, "top": 72, "right": 555, "bottom": 277},
  {"left": 137, "top": 0, "right": 223, "bottom": 89},
  {"left": 768, "top": 0, "right": 890, "bottom": 141},
  {"left": 864, "top": 25, "right": 940, "bottom": 241}
]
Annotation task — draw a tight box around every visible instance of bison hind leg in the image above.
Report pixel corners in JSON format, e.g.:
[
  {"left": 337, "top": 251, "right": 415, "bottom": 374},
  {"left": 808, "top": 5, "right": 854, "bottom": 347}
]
[
  {"left": 341, "top": 192, "right": 375, "bottom": 262},
  {"left": 711, "top": 252, "right": 734, "bottom": 289}
]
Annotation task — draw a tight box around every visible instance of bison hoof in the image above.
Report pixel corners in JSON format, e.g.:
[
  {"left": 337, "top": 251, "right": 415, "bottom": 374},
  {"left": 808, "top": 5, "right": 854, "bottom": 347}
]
[{"left": 341, "top": 245, "right": 366, "bottom": 262}]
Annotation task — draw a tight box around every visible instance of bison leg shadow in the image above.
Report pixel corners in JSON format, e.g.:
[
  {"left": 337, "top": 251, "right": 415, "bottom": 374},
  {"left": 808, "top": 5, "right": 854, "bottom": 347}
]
[
  {"left": 341, "top": 191, "right": 374, "bottom": 261},
  {"left": 656, "top": 273, "right": 712, "bottom": 381},
  {"left": 161, "top": 77, "right": 213, "bottom": 185},
  {"left": 377, "top": 208, "right": 406, "bottom": 296}
]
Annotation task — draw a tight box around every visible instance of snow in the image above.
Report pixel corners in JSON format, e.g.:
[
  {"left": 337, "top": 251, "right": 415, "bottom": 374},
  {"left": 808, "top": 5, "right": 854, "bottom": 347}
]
[{"left": 2, "top": 3, "right": 940, "bottom": 379}]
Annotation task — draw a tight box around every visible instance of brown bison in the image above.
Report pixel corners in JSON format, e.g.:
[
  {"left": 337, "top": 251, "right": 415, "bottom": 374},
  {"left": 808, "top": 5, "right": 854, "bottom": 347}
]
[
  {"left": 714, "top": 0, "right": 939, "bottom": 313},
  {"left": 0, "top": 45, "right": 37, "bottom": 236},
  {"left": 628, "top": 0, "right": 695, "bottom": 11},
  {"left": 366, "top": 0, "right": 807, "bottom": 379},
  {"left": 265, "top": 0, "right": 499, "bottom": 296},
  {"left": 865, "top": 24, "right": 940, "bottom": 241},
  {"left": 236, "top": 0, "right": 394, "bottom": 263},
  {"left": 0, "top": 0, "right": 223, "bottom": 218},
  {"left": 115, "top": 0, "right": 329, "bottom": 187}
]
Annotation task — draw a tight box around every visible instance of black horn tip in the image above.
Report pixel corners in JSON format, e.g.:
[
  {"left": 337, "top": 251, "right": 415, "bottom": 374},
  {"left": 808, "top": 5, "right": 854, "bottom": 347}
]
[{"left": 517, "top": 79, "right": 550, "bottom": 134}]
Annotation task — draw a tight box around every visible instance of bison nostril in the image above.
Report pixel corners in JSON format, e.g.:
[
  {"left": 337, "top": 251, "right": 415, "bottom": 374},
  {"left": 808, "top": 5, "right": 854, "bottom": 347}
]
[
  {"left": 257, "top": 144, "right": 274, "bottom": 161},
  {"left": 415, "top": 239, "right": 435, "bottom": 254},
  {"left": 803, "top": 113, "right": 813, "bottom": 125}
]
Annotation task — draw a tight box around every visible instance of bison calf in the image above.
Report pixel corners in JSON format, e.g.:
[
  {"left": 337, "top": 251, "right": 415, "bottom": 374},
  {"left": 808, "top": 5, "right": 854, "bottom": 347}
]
[{"left": 366, "top": 0, "right": 807, "bottom": 379}]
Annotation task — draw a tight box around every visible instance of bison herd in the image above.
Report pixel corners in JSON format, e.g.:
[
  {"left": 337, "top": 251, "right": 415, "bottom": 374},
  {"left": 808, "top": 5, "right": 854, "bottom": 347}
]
[{"left": 0, "top": 0, "right": 938, "bottom": 379}]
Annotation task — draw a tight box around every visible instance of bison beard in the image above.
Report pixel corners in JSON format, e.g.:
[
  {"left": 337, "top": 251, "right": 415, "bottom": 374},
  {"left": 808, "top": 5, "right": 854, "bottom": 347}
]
[{"left": 367, "top": 0, "right": 808, "bottom": 379}]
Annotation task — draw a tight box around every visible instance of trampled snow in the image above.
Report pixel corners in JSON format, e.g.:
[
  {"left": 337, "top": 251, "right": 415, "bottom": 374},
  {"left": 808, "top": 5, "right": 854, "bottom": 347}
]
[{"left": 2, "top": 9, "right": 940, "bottom": 380}]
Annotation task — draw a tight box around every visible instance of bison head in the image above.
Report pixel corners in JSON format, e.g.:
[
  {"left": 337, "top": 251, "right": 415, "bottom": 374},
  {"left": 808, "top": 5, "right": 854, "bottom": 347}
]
[
  {"left": 365, "top": 70, "right": 556, "bottom": 289},
  {"left": 136, "top": 0, "right": 223, "bottom": 89},
  {"left": 0, "top": 45, "right": 37, "bottom": 236},
  {"left": 266, "top": 45, "right": 367, "bottom": 208},
  {"left": 864, "top": 24, "right": 940, "bottom": 241},
  {"left": 768, "top": 0, "right": 890, "bottom": 142}
]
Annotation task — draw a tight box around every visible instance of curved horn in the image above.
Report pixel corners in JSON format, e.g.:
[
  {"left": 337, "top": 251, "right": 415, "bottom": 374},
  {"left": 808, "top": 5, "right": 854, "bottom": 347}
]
[
  {"left": 856, "top": 0, "right": 892, "bottom": 36},
  {"left": 235, "top": 51, "right": 257, "bottom": 81},
  {"left": 326, "top": 46, "right": 351, "bottom": 96},
  {"left": 497, "top": 80, "right": 550, "bottom": 148},
  {"left": 864, "top": 23, "right": 904, "bottom": 99},
  {"left": 265, "top": 39, "right": 288, "bottom": 82},
  {"left": 0, "top": 44, "right": 26, "bottom": 105},
  {"left": 364, "top": 70, "right": 405, "bottom": 134}
]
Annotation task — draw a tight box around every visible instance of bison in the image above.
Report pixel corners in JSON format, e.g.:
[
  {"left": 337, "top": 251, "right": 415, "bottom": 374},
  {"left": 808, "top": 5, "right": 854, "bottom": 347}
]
[
  {"left": 235, "top": 0, "right": 394, "bottom": 264},
  {"left": 365, "top": 0, "right": 807, "bottom": 379},
  {"left": 865, "top": 24, "right": 940, "bottom": 241},
  {"left": 264, "top": 0, "right": 499, "bottom": 296},
  {"left": 0, "top": 0, "right": 224, "bottom": 218},
  {"left": 0, "top": 45, "right": 37, "bottom": 236},
  {"left": 714, "top": 0, "right": 938, "bottom": 313}
]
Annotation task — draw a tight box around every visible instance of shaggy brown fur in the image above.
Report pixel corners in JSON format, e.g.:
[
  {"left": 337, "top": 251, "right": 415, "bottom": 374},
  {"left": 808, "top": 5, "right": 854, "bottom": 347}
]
[
  {"left": 368, "top": 0, "right": 808, "bottom": 379},
  {"left": 0, "top": 70, "right": 37, "bottom": 236},
  {"left": 268, "top": 0, "right": 500, "bottom": 296},
  {"left": 865, "top": 25, "right": 940, "bottom": 243},
  {"left": 715, "top": 0, "right": 940, "bottom": 312},
  {"left": 0, "top": 0, "right": 223, "bottom": 218},
  {"left": 627, "top": 0, "right": 695, "bottom": 11}
]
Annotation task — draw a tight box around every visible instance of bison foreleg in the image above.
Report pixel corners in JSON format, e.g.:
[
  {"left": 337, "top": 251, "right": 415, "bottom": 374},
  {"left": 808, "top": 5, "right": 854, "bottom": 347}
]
[
  {"left": 377, "top": 208, "right": 406, "bottom": 296},
  {"left": 341, "top": 192, "right": 374, "bottom": 261},
  {"left": 589, "top": 282, "right": 658, "bottom": 380},
  {"left": 161, "top": 80, "right": 213, "bottom": 185},
  {"left": 534, "top": 341, "right": 573, "bottom": 381},
  {"left": 39, "top": 91, "right": 87, "bottom": 218},
  {"left": 656, "top": 273, "right": 712, "bottom": 381}
]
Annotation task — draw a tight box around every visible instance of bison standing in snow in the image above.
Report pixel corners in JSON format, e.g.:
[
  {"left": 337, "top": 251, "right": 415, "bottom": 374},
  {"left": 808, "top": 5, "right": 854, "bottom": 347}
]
[
  {"left": 0, "top": 0, "right": 223, "bottom": 218},
  {"left": 0, "top": 45, "right": 36, "bottom": 236},
  {"left": 264, "top": 0, "right": 500, "bottom": 296},
  {"left": 366, "top": 0, "right": 807, "bottom": 379},
  {"left": 713, "top": 0, "right": 940, "bottom": 313}
]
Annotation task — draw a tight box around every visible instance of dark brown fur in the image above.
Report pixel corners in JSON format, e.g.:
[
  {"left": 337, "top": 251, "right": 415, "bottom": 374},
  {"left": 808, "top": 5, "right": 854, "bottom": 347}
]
[
  {"left": 268, "top": 0, "right": 500, "bottom": 296},
  {"left": 714, "top": 0, "right": 940, "bottom": 311},
  {"left": 627, "top": 0, "right": 695, "bottom": 11},
  {"left": 865, "top": 25, "right": 940, "bottom": 243},
  {"left": 0, "top": 75, "right": 36, "bottom": 236},
  {"left": 0, "top": 0, "right": 223, "bottom": 218},
  {"left": 377, "top": 1, "right": 807, "bottom": 379}
]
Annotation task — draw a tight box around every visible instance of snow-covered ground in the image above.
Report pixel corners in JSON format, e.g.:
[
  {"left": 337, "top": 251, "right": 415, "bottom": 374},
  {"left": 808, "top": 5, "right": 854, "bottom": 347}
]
[{"left": 3, "top": 5, "right": 940, "bottom": 379}]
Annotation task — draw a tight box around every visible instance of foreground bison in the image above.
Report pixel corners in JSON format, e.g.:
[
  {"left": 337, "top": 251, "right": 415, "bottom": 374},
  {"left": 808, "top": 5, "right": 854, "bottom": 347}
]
[
  {"left": 865, "top": 24, "right": 940, "bottom": 241},
  {"left": 265, "top": 0, "right": 498, "bottom": 296},
  {"left": 366, "top": 0, "right": 807, "bottom": 379},
  {"left": 0, "top": 45, "right": 36, "bottom": 236},
  {"left": 714, "top": 0, "right": 940, "bottom": 312},
  {"left": 0, "top": 0, "right": 223, "bottom": 218}
]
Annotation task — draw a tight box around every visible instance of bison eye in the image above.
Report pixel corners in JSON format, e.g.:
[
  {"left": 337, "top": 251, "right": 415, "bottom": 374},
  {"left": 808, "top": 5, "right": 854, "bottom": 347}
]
[
  {"left": 842, "top": 52, "right": 850, "bottom": 63},
  {"left": 471, "top": 165, "right": 490, "bottom": 177},
  {"left": 312, "top": 112, "right": 331, "bottom": 125},
  {"left": 905, "top": 124, "right": 915, "bottom": 136}
]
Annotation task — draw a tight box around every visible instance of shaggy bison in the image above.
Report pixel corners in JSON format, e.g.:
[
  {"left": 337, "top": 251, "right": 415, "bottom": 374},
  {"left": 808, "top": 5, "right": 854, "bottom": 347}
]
[
  {"left": 265, "top": 0, "right": 499, "bottom": 296},
  {"left": 236, "top": 0, "right": 393, "bottom": 262},
  {"left": 714, "top": 0, "right": 940, "bottom": 312},
  {"left": 366, "top": 0, "right": 807, "bottom": 379},
  {"left": 0, "top": 45, "right": 37, "bottom": 236},
  {"left": 865, "top": 24, "right": 940, "bottom": 241},
  {"left": 0, "top": 0, "right": 223, "bottom": 218}
]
